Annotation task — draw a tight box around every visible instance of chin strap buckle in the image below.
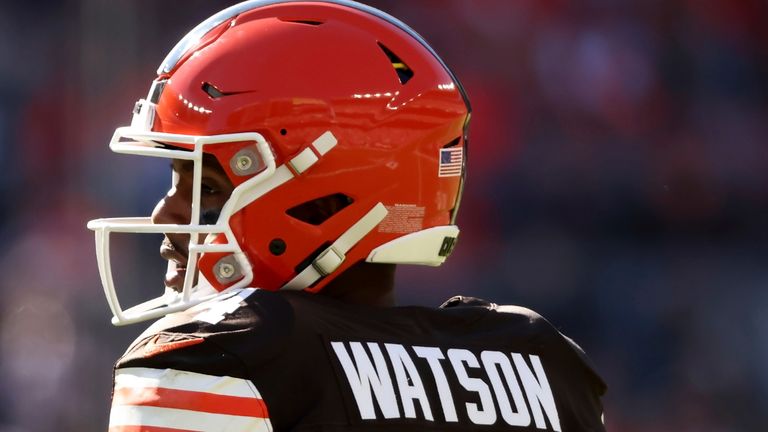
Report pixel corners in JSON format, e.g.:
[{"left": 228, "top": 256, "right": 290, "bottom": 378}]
[{"left": 312, "top": 247, "right": 345, "bottom": 276}]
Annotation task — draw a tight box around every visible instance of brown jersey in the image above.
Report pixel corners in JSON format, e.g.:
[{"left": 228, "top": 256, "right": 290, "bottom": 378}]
[{"left": 109, "top": 288, "right": 606, "bottom": 431}]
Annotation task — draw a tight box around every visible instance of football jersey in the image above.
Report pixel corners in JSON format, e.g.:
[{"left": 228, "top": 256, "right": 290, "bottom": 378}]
[{"left": 109, "top": 288, "right": 606, "bottom": 431}]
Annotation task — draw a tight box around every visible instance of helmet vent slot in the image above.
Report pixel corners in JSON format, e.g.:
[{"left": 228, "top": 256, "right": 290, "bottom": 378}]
[
  {"left": 286, "top": 193, "right": 354, "bottom": 226},
  {"left": 377, "top": 42, "right": 414, "bottom": 84},
  {"left": 280, "top": 18, "right": 324, "bottom": 26},
  {"left": 202, "top": 82, "right": 224, "bottom": 98},
  {"left": 443, "top": 137, "right": 461, "bottom": 148},
  {"left": 202, "top": 82, "right": 254, "bottom": 98}
]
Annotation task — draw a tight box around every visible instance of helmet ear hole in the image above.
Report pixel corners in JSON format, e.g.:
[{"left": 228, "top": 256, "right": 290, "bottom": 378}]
[{"left": 286, "top": 193, "right": 353, "bottom": 226}]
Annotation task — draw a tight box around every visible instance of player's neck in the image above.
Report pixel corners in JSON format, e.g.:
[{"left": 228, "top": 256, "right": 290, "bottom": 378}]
[{"left": 320, "top": 262, "right": 396, "bottom": 307}]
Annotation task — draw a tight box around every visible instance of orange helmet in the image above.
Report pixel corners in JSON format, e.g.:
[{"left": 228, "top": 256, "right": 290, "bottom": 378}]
[{"left": 88, "top": 0, "right": 471, "bottom": 325}]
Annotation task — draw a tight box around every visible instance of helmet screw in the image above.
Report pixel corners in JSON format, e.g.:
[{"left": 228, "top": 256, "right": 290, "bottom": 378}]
[
  {"left": 213, "top": 255, "right": 241, "bottom": 284},
  {"left": 236, "top": 155, "right": 252, "bottom": 171},
  {"left": 218, "top": 262, "right": 236, "bottom": 278},
  {"left": 230, "top": 147, "right": 261, "bottom": 176}
]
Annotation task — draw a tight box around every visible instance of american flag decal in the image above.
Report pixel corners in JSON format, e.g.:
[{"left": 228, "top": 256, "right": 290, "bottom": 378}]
[{"left": 438, "top": 147, "right": 463, "bottom": 177}]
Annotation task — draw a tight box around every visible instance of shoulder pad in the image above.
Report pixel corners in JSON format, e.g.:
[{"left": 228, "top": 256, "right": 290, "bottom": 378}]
[
  {"left": 501, "top": 304, "right": 608, "bottom": 395},
  {"left": 118, "top": 288, "right": 295, "bottom": 374},
  {"left": 439, "top": 295, "right": 496, "bottom": 308}
]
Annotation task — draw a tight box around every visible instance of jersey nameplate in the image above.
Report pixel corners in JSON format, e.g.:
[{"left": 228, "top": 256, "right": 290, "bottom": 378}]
[{"left": 330, "top": 341, "right": 561, "bottom": 431}]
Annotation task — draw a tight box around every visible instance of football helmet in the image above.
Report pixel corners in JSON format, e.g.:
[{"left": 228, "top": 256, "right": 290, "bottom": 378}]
[{"left": 88, "top": 0, "right": 471, "bottom": 325}]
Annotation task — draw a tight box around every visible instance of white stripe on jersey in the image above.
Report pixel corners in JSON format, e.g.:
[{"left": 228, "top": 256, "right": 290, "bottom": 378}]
[
  {"left": 110, "top": 367, "right": 272, "bottom": 432},
  {"left": 110, "top": 405, "right": 271, "bottom": 432},
  {"left": 114, "top": 367, "right": 263, "bottom": 398}
]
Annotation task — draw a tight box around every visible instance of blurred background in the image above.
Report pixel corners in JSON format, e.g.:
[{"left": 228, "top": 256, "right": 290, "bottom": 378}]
[{"left": 0, "top": 0, "right": 766, "bottom": 430}]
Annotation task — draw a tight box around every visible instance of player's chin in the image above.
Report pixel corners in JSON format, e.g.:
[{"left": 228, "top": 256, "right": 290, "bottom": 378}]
[{"left": 164, "top": 266, "right": 186, "bottom": 293}]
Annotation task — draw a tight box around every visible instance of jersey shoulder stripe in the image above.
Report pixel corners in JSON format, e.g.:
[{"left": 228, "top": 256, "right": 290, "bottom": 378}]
[
  {"left": 109, "top": 425, "right": 196, "bottom": 432},
  {"left": 110, "top": 367, "right": 272, "bottom": 432}
]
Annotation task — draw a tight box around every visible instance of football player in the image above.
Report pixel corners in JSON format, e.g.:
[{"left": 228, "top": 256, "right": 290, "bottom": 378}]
[{"left": 88, "top": 1, "right": 606, "bottom": 431}]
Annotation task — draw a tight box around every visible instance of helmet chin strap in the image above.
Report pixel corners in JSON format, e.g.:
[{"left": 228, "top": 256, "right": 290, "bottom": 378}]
[{"left": 282, "top": 202, "right": 389, "bottom": 291}]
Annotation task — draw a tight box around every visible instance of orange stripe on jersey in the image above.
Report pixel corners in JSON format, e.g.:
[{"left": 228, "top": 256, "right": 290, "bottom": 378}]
[
  {"left": 113, "top": 386, "right": 269, "bottom": 418},
  {"left": 142, "top": 336, "right": 205, "bottom": 358},
  {"left": 109, "top": 426, "right": 196, "bottom": 432}
]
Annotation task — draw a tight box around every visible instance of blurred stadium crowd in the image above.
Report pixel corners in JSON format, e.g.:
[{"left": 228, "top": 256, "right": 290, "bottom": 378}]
[{"left": 0, "top": 0, "right": 766, "bottom": 431}]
